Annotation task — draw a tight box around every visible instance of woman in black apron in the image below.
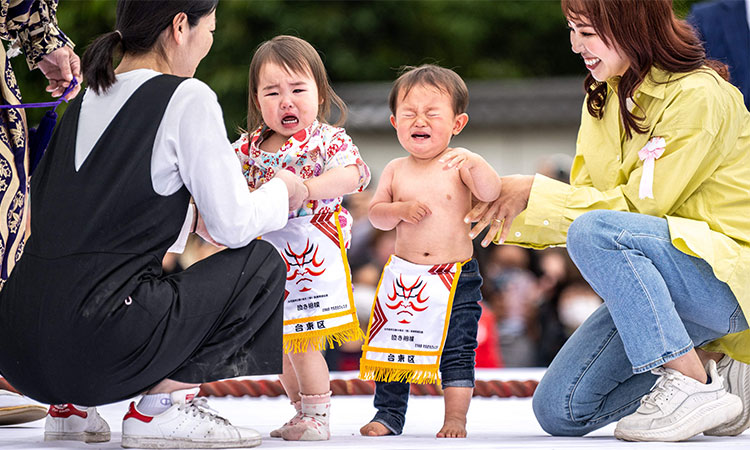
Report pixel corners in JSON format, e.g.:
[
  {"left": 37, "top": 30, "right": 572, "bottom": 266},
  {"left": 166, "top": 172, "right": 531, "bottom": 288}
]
[{"left": 0, "top": 1, "right": 307, "bottom": 448}]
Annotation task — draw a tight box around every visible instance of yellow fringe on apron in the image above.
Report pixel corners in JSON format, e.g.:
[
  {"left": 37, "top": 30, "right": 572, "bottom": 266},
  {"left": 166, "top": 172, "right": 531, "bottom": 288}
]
[
  {"left": 359, "top": 361, "right": 441, "bottom": 384},
  {"left": 283, "top": 321, "right": 365, "bottom": 353}
]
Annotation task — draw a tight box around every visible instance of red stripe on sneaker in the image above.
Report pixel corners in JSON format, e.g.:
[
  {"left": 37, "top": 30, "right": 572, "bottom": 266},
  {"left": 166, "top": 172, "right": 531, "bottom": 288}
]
[
  {"left": 48, "top": 404, "right": 87, "bottom": 418},
  {"left": 123, "top": 402, "right": 153, "bottom": 423}
]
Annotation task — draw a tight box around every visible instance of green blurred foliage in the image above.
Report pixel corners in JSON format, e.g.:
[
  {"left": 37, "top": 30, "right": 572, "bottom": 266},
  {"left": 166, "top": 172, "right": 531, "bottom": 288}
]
[{"left": 12, "top": 0, "right": 701, "bottom": 132}]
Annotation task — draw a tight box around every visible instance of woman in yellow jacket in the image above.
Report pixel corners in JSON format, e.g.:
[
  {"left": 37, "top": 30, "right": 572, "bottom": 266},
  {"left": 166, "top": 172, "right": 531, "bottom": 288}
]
[{"left": 468, "top": 0, "right": 750, "bottom": 442}]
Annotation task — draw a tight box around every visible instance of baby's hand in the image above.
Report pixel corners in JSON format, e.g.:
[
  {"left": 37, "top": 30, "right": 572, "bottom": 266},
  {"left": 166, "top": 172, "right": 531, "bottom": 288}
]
[
  {"left": 400, "top": 201, "right": 431, "bottom": 224},
  {"left": 439, "top": 147, "right": 477, "bottom": 171}
]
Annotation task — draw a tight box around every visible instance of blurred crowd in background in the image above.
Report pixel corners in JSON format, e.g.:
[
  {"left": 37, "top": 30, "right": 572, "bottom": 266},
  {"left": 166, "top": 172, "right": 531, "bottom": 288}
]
[{"left": 163, "top": 153, "right": 602, "bottom": 371}]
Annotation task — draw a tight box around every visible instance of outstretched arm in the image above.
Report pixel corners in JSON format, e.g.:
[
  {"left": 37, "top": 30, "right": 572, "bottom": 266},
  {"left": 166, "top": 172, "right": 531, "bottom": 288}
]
[
  {"left": 368, "top": 160, "right": 431, "bottom": 230},
  {"left": 440, "top": 147, "right": 501, "bottom": 202},
  {"left": 304, "top": 164, "right": 361, "bottom": 200},
  {"left": 465, "top": 174, "right": 534, "bottom": 246}
]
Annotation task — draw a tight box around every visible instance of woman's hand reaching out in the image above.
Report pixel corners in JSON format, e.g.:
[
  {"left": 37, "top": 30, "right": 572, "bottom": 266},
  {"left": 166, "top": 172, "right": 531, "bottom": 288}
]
[{"left": 465, "top": 174, "right": 534, "bottom": 246}]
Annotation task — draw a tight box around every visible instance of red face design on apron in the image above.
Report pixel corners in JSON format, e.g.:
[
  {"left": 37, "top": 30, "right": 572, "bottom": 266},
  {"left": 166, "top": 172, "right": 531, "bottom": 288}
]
[
  {"left": 282, "top": 239, "right": 326, "bottom": 294},
  {"left": 385, "top": 275, "right": 430, "bottom": 324}
]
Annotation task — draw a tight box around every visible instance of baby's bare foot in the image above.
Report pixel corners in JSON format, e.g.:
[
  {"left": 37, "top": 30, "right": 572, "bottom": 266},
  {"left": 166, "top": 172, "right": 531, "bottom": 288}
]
[
  {"left": 360, "top": 421, "right": 392, "bottom": 436},
  {"left": 436, "top": 417, "right": 467, "bottom": 438}
]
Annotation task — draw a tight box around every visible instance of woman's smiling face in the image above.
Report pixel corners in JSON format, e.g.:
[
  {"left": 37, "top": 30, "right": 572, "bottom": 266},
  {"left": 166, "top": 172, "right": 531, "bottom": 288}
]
[{"left": 568, "top": 15, "right": 630, "bottom": 82}]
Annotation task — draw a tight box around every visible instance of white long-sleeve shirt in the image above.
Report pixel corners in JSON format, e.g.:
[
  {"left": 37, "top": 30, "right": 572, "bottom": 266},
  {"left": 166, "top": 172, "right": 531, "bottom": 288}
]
[{"left": 75, "top": 69, "right": 288, "bottom": 251}]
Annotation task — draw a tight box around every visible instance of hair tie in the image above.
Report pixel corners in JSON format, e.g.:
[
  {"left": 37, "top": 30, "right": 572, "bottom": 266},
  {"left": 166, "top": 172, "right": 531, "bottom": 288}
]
[{"left": 114, "top": 30, "right": 122, "bottom": 39}]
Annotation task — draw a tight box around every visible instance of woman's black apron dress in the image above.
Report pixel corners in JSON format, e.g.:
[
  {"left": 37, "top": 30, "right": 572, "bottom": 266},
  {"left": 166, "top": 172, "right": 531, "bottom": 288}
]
[{"left": 0, "top": 75, "right": 285, "bottom": 406}]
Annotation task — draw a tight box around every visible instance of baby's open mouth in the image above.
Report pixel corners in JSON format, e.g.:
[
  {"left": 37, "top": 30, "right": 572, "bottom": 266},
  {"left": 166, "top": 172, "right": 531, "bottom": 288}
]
[{"left": 282, "top": 115, "right": 299, "bottom": 125}]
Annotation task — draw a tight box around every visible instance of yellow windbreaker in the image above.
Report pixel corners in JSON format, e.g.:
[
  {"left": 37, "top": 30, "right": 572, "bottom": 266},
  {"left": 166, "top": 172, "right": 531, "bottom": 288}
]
[{"left": 498, "top": 66, "right": 750, "bottom": 362}]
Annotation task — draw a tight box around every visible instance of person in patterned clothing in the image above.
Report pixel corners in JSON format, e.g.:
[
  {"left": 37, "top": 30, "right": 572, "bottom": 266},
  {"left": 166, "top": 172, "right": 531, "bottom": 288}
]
[
  {"left": 0, "top": 0, "right": 80, "bottom": 287},
  {"left": 0, "top": 0, "right": 80, "bottom": 426}
]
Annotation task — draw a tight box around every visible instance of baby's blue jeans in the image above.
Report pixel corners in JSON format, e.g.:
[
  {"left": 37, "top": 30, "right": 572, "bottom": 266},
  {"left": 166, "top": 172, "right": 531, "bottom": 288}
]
[{"left": 370, "top": 258, "right": 483, "bottom": 435}]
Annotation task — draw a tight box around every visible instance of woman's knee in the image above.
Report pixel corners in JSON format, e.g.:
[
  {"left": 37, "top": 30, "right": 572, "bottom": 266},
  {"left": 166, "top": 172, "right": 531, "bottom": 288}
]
[
  {"left": 566, "top": 210, "right": 621, "bottom": 262},
  {"left": 532, "top": 382, "right": 587, "bottom": 437},
  {"left": 248, "top": 239, "right": 286, "bottom": 279},
  {"left": 250, "top": 239, "right": 282, "bottom": 262},
  {"left": 567, "top": 209, "right": 608, "bottom": 246}
]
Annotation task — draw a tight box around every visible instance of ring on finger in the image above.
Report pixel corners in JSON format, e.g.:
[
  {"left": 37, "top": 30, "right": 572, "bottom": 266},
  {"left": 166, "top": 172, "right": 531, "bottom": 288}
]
[{"left": 493, "top": 218, "right": 504, "bottom": 224}]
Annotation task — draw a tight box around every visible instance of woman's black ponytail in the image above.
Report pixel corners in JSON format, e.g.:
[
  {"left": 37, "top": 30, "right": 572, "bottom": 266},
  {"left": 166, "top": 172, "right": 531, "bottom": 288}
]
[
  {"left": 81, "top": 0, "right": 218, "bottom": 94},
  {"left": 82, "top": 31, "right": 122, "bottom": 94}
]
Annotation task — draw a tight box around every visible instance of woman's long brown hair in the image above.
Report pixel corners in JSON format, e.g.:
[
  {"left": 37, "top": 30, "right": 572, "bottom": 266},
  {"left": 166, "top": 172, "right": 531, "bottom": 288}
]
[{"left": 561, "top": 0, "right": 729, "bottom": 139}]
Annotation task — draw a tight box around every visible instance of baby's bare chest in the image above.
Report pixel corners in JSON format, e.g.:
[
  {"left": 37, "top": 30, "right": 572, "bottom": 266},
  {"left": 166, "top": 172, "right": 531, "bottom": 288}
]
[{"left": 392, "top": 164, "right": 469, "bottom": 207}]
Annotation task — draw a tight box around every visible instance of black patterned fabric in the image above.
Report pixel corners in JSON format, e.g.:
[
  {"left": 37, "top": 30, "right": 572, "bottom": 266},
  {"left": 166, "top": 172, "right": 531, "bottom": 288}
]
[{"left": 0, "top": 0, "right": 73, "bottom": 288}]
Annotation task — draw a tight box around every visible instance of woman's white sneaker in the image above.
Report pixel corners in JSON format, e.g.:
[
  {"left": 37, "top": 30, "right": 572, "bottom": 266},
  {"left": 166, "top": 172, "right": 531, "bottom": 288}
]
[
  {"left": 44, "top": 404, "right": 111, "bottom": 443},
  {"left": 704, "top": 355, "right": 750, "bottom": 436},
  {"left": 614, "top": 359, "right": 742, "bottom": 442},
  {"left": 121, "top": 388, "right": 261, "bottom": 449},
  {"left": 0, "top": 390, "right": 47, "bottom": 425}
]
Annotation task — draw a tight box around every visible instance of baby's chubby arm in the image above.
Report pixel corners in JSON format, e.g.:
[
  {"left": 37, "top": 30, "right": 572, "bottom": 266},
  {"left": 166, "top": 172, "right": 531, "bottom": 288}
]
[
  {"left": 440, "top": 147, "right": 501, "bottom": 202},
  {"left": 304, "top": 165, "right": 361, "bottom": 200},
  {"left": 369, "top": 160, "right": 431, "bottom": 230}
]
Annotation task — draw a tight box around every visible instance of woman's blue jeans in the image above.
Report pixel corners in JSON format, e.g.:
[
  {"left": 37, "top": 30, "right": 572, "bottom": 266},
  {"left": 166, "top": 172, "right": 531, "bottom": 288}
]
[{"left": 533, "top": 210, "right": 748, "bottom": 436}]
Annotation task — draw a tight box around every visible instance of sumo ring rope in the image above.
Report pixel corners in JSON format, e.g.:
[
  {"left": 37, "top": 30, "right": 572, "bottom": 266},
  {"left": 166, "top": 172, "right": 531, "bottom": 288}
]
[{"left": 0, "top": 377, "right": 538, "bottom": 399}]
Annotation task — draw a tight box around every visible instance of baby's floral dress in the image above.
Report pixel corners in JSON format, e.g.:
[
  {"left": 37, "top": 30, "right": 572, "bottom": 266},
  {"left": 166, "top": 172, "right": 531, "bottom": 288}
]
[{"left": 233, "top": 120, "right": 370, "bottom": 247}]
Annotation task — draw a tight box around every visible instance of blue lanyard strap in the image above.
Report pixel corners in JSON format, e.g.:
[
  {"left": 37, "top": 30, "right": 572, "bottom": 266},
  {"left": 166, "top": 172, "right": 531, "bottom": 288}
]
[{"left": 0, "top": 77, "right": 79, "bottom": 112}]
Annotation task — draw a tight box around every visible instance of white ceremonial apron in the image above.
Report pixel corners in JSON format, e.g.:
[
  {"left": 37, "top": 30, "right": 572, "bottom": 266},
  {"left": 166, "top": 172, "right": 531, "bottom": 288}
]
[
  {"left": 262, "top": 209, "right": 363, "bottom": 353},
  {"left": 360, "top": 255, "right": 465, "bottom": 384}
]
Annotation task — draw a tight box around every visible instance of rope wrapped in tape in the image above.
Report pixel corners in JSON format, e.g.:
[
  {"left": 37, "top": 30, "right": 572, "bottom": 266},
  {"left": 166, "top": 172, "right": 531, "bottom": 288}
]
[{"left": 0, "top": 377, "right": 537, "bottom": 399}]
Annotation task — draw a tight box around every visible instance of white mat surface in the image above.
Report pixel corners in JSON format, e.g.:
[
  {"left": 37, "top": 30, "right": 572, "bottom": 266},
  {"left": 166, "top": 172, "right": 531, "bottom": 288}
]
[{"left": 2, "top": 369, "right": 748, "bottom": 449}]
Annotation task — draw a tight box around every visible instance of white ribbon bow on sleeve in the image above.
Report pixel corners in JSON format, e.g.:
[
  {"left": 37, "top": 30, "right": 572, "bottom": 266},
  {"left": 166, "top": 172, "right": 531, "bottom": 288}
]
[{"left": 638, "top": 136, "right": 666, "bottom": 199}]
